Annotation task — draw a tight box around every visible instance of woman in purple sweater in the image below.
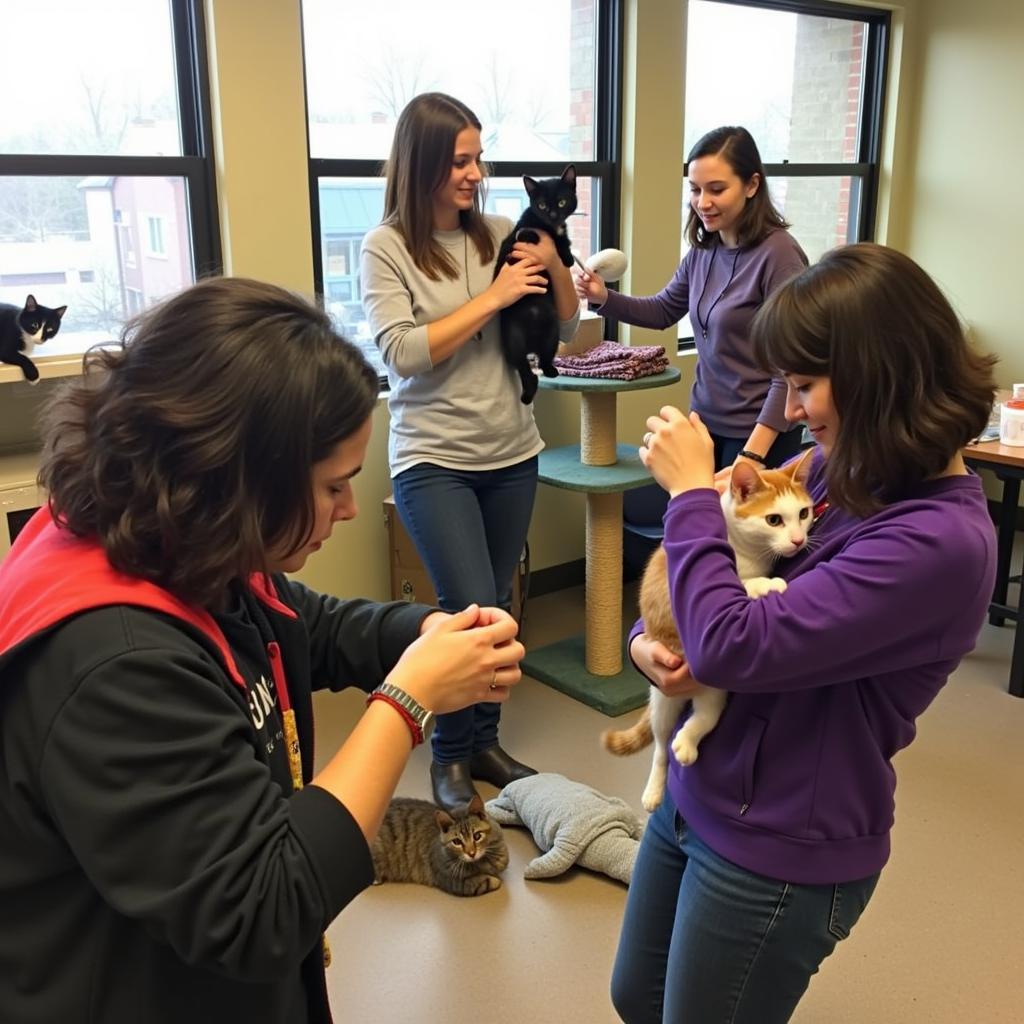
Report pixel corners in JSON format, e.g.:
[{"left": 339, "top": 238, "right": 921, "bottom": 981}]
[
  {"left": 576, "top": 125, "right": 808, "bottom": 473},
  {"left": 611, "top": 243, "right": 997, "bottom": 1024}
]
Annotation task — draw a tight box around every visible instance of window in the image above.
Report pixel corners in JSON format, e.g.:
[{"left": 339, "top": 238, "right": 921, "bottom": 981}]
[
  {"left": 679, "top": 0, "right": 889, "bottom": 346},
  {"left": 302, "top": 0, "right": 622, "bottom": 380},
  {"left": 0, "top": 0, "right": 220, "bottom": 365},
  {"left": 146, "top": 215, "right": 167, "bottom": 257}
]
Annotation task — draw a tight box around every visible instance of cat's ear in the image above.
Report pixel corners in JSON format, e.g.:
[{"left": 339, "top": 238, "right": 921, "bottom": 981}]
[
  {"left": 467, "top": 794, "right": 485, "bottom": 816},
  {"left": 523, "top": 176, "right": 538, "bottom": 196},
  {"left": 731, "top": 459, "right": 765, "bottom": 502},
  {"left": 788, "top": 447, "right": 814, "bottom": 486},
  {"left": 24, "top": 295, "right": 37, "bottom": 311},
  {"left": 435, "top": 809, "right": 454, "bottom": 830},
  {"left": 54, "top": 305, "right": 68, "bottom": 319},
  {"left": 562, "top": 164, "right": 576, "bottom": 186}
]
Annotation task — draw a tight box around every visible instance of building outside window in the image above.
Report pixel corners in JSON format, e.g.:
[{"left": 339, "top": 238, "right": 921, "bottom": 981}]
[
  {"left": 0, "top": 0, "right": 219, "bottom": 361},
  {"left": 679, "top": 0, "right": 888, "bottom": 346}
]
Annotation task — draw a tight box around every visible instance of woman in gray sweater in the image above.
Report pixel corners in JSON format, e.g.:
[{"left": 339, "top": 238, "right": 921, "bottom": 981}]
[{"left": 360, "top": 93, "right": 580, "bottom": 811}]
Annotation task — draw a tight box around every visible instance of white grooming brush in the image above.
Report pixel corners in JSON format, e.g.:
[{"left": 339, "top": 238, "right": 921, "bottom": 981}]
[{"left": 573, "top": 248, "right": 629, "bottom": 282}]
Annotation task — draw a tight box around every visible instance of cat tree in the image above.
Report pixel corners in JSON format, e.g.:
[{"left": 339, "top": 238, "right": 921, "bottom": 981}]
[{"left": 523, "top": 365, "right": 681, "bottom": 716}]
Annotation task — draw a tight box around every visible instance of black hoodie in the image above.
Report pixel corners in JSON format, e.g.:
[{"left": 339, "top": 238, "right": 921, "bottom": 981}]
[{"left": 0, "top": 508, "right": 429, "bottom": 1023}]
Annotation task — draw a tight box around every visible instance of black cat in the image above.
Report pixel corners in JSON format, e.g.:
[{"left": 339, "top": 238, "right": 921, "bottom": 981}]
[
  {"left": 0, "top": 294, "right": 67, "bottom": 384},
  {"left": 493, "top": 165, "right": 577, "bottom": 404}
]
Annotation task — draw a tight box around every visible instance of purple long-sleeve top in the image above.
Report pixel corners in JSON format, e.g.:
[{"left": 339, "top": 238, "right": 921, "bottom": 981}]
[
  {"left": 599, "top": 230, "right": 807, "bottom": 437},
  {"left": 629, "top": 450, "right": 996, "bottom": 884}
]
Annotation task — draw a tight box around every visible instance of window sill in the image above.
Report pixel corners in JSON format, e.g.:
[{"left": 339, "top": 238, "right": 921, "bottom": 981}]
[{"left": 0, "top": 354, "right": 86, "bottom": 386}]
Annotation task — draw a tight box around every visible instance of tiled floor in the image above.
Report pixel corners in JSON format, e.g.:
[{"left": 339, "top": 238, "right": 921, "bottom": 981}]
[{"left": 317, "top": 582, "right": 1024, "bottom": 1024}]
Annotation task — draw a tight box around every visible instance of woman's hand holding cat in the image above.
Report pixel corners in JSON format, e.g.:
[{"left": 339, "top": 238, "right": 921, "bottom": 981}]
[
  {"left": 573, "top": 268, "right": 608, "bottom": 306},
  {"left": 712, "top": 465, "right": 732, "bottom": 495},
  {"left": 629, "top": 633, "right": 703, "bottom": 697},
  {"left": 511, "top": 232, "right": 560, "bottom": 274},
  {"left": 488, "top": 256, "right": 548, "bottom": 311},
  {"left": 641, "top": 406, "right": 716, "bottom": 498},
  {"left": 387, "top": 604, "right": 525, "bottom": 713}
]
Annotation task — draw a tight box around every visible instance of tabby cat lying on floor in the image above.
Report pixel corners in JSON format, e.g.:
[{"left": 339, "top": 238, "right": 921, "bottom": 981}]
[
  {"left": 371, "top": 794, "right": 509, "bottom": 896},
  {"left": 603, "top": 453, "right": 814, "bottom": 811}
]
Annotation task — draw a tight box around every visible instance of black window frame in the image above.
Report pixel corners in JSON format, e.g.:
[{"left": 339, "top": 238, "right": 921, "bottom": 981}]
[
  {"left": 0, "top": 0, "right": 222, "bottom": 322},
  {"left": 303, "top": 0, "right": 625, "bottom": 387},
  {"left": 677, "top": 0, "right": 890, "bottom": 352}
]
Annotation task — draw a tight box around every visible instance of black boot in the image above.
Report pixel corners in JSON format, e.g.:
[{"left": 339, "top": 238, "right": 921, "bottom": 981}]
[
  {"left": 430, "top": 760, "right": 479, "bottom": 813},
  {"left": 469, "top": 745, "right": 538, "bottom": 788}
]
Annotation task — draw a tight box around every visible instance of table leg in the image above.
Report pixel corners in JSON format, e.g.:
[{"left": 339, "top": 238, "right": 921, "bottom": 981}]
[
  {"left": 585, "top": 491, "right": 623, "bottom": 675},
  {"left": 990, "top": 474, "right": 1019, "bottom": 626},
  {"left": 1010, "top": 607, "right": 1024, "bottom": 698}
]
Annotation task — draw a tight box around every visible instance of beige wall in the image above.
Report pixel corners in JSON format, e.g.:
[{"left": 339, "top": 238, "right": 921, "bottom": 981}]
[
  {"left": 7, "top": 0, "right": 1023, "bottom": 594},
  {"left": 900, "top": 0, "right": 1024, "bottom": 383}
]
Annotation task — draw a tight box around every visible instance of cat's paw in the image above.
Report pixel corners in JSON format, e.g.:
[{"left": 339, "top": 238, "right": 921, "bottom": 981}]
[
  {"left": 641, "top": 783, "right": 664, "bottom": 813},
  {"left": 671, "top": 732, "right": 699, "bottom": 766},
  {"left": 471, "top": 875, "right": 502, "bottom": 896},
  {"left": 744, "top": 576, "right": 787, "bottom": 598},
  {"left": 641, "top": 762, "right": 667, "bottom": 811}
]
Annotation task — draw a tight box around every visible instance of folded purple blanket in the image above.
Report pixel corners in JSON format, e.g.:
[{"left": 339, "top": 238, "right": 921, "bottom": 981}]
[{"left": 554, "top": 341, "right": 668, "bottom": 380}]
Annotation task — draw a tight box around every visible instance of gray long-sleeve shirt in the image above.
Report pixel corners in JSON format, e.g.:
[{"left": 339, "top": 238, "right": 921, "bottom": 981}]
[
  {"left": 360, "top": 215, "right": 581, "bottom": 477},
  {"left": 598, "top": 229, "right": 807, "bottom": 438}
]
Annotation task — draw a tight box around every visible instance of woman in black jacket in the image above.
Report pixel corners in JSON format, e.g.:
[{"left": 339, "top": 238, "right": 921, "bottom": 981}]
[{"left": 0, "top": 277, "right": 524, "bottom": 1023}]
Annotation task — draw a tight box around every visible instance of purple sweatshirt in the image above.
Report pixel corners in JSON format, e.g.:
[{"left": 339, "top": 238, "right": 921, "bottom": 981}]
[
  {"left": 631, "top": 450, "right": 996, "bottom": 884},
  {"left": 599, "top": 230, "right": 807, "bottom": 437}
]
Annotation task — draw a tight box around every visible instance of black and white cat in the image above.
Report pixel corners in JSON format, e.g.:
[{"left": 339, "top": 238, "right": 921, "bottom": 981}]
[
  {"left": 0, "top": 294, "right": 67, "bottom": 384},
  {"left": 493, "top": 165, "right": 577, "bottom": 404}
]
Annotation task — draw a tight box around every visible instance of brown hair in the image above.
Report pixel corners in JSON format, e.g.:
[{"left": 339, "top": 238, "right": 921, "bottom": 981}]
[
  {"left": 382, "top": 92, "right": 495, "bottom": 279},
  {"left": 38, "top": 277, "right": 379, "bottom": 608},
  {"left": 752, "top": 243, "right": 997, "bottom": 516},
  {"left": 684, "top": 126, "right": 789, "bottom": 250}
]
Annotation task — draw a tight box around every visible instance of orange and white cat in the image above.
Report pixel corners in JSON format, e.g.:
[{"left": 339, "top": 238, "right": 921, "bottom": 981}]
[{"left": 604, "top": 452, "right": 814, "bottom": 811}]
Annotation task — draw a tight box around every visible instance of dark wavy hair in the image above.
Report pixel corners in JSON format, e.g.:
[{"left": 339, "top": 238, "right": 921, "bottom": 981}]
[
  {"left": 752, "top": 243, "right": 997, "bottom": 516},
  {"left": 684, "top": 126, "right": 789, "bottom": 249},
  {"left": 38, "top": 277, "right": 379, "bottom": 608},
  {"left": 382, "top": 91, "right": 495, "bottom": 280}
]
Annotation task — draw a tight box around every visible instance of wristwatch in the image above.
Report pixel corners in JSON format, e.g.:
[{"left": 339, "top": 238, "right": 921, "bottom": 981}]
[
  {"left": 367, "top": 682, "right": 436, "bottom": 746},
  {"left": 737, "top": 449, "right": 767, "bottom": 466}
]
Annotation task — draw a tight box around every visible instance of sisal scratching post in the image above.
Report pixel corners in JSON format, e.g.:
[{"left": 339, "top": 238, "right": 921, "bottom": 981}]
[
  {"left": 581, "top": 392, "right": 617, "bottom": 466},
  {"left": 585, "top": 492, "right": 623, "bottom": 674},
  {"left": 581, "top": 388, "right": 623, "bottom": 674}
]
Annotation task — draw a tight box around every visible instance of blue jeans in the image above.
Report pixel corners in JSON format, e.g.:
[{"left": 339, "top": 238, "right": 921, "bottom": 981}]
[
  {"left": 390, "top": 457, "right": 538, "bottom": 763},
  {"left": 611, "top": 798, "right": 879, "bottom": 1024}
]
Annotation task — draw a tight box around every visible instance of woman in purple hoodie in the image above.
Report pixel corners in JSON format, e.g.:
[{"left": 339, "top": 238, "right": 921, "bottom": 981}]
[{"left": 612, "top": 243, "right": 997, "bottom": 1024}]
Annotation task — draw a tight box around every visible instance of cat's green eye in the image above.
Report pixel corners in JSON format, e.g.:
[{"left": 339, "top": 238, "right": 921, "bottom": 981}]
[
  {"left": 538, "top": 201, "right": 547, "bottom": 209},
  {"left": 452, "top": 838, "right": 463, "bottom": 847},
  {"left": 800, "top": 508, "right": 810, "bottom": 520},
  {"left": 473, "top": 832, "right": 484, "bottom": 841},
  {"left": 558, "top": 199, "right": 566, "bottom": 207},
  {"left": 766, "top": 514, "right": 783, "bottom": 527}
]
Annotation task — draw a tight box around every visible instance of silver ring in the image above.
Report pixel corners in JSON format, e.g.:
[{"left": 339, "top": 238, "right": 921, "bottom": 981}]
[{"left": 643, "top": 431, "right": 653, "bottom": 447}]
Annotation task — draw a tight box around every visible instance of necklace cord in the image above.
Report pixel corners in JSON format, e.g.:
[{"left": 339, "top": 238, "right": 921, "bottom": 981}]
[
  {"left": 464, "top": 230, "right": 482, "bottom": 342},
  {"left": 695, "top": 244, "right": 741, "bottom": 340}
]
